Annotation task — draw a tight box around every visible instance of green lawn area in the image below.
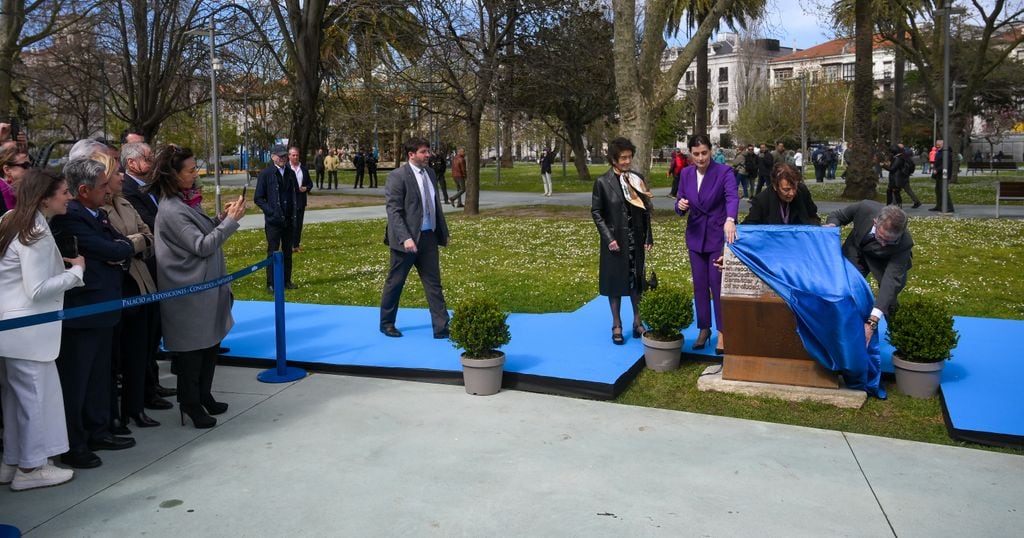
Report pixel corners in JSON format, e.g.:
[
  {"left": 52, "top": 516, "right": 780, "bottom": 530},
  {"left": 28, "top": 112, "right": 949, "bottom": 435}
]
[{"left": 222, "top": 209, "right": 1024, "bottom": 454}]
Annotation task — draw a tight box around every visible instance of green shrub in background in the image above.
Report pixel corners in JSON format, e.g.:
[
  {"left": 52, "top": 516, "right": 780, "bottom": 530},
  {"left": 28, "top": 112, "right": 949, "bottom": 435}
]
[
  {"left": 887, "top": 295, "right": 960, "bottom": 363},
  {"left": 639, "top": 285, "right": 694, "bottom": 341},
  {"left": 449, "top": 297, "right": 512, "bottom": 359}
]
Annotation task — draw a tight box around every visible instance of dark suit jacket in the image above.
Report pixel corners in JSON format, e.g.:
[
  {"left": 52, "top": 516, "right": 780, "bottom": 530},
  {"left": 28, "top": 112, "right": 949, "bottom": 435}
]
[
  {"left": 49, "top": 200, "right": 135, "bottom": 328},
  {"left": 384, "top": 163, "right": 449, "bottom": 251},
  {"left": 826, "top": 200, "right": 913, "bottom": 316},
  {"left": 289, "top": 163, "right": 313, "bottom": 209},
  {"left": 254, "top": 165, "right": 297, "bottom": 228},
  {"left": 744, "top": 183, "right": 820, "bottom": 225},
  {"left": 675, "top": 161, "right": 739, "bottom": 254},
  {"left": 122, "top": 175, "right": 159, "bottom": 278}
]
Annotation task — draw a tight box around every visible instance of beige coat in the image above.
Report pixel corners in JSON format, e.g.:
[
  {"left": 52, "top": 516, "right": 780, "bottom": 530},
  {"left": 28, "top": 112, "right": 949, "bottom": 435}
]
[{"left": 103, "top": 194, "right": 156, "bottom": 294}]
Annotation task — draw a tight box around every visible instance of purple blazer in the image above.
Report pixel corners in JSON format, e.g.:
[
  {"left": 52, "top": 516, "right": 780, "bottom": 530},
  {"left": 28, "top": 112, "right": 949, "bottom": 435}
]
[{"left": 675, "top": 161, "right": 739, "bottom": 253}]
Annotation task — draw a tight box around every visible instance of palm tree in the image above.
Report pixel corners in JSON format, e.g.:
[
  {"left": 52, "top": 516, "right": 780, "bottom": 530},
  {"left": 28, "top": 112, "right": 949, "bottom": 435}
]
[{"left": 666, "top": 0, "right": 767, "bottom": 137}]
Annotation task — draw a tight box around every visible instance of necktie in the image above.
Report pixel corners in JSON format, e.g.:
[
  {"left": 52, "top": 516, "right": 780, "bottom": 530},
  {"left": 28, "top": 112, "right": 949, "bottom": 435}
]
[{"left": 420, "top": 169, "right": 434, "bottom": 230}]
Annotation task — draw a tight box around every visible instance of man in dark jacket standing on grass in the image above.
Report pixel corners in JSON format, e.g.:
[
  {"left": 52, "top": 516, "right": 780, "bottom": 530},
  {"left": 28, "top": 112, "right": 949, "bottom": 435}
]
[{"left": 254, "top": 144, "right": 298, "bottom": 293}]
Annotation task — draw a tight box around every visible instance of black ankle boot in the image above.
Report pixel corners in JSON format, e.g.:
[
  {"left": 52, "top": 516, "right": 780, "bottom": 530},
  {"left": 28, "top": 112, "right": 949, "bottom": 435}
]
[
  {"left": 201, "top": 398, "right": 228, "bottom": 416},
  {"left": 180, "top": 404, "right": 216, "bottom": 429}
]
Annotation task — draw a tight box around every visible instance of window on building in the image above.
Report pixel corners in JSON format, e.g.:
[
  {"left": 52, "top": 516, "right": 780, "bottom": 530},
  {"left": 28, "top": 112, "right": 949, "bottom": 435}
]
[
  {"left": 684, "top": 70, "right": 694, "bottom": 86},
  {"left": 719, "top": 67, "right": 728, "bottom": 83},
  {"left": 718, "top": 109, "right": 729, "bottom": 126},
  {"left": 841, "top": 63, "right": 855, "bottom": 81},
  {"left": 883, "top": 83, "right": 892, "bottom": 93},
  {"left": 775, "top": 68, "right": 794, "bottom": 80},
  {"left": 718, "top": 86, "right": 729, "bottom": 103}
]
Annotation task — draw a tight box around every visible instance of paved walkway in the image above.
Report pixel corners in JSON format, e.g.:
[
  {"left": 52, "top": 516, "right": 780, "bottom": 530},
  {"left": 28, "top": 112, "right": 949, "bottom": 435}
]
[{"left": 1, "top": 365, "right": 1020, "bottom": 536}]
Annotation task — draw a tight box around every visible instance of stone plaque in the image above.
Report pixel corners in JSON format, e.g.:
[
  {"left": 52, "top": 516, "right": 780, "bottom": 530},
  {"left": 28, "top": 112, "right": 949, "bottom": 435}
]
[{"left": 721, "top": 246, "right": 777, "bottom": 299}]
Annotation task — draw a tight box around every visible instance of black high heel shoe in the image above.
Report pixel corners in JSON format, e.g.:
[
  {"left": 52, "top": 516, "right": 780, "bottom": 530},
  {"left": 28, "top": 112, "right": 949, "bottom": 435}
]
[
  {"left": 130, "top": 412, "right": 161, "bottom": 428},
  {"left": 201, "top": 398, "right": 228, "bottom": 416},
  {"left": 692, "top": 328, "right": 712, "bottom": 350},
  {"left": 611, "top": 326, "right": 624, "bottom": 345},
  {"left": 180, "top": 404, "right": 216, "bottom": 429},
  {"left": 632, "top": 324, "right": 646, "bottom": 339}
]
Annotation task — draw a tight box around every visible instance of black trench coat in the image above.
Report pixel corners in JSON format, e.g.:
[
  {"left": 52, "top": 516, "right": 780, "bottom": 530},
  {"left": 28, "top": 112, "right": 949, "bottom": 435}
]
[{"left": 591, "top": 169, "right": 654, "bottom": 297}]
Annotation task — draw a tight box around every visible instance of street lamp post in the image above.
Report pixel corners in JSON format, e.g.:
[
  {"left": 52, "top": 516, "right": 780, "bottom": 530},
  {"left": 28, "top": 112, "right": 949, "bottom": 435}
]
[
  {"left": 186, "top": 17, "right": 224, "bottom": 211},
  {"left": 938, "top": 4, "right": 966, "bottom": 214}
]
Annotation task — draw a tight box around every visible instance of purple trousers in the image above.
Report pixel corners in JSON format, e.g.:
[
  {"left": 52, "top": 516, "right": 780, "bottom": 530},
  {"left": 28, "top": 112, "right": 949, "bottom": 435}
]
[{"left": 688, "top": 249, "right": 723, "bottom": 330}]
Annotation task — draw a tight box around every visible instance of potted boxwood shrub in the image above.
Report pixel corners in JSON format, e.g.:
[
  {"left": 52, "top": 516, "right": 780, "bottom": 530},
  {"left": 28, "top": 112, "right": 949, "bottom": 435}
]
[
  {"left": 449, "top": 297, "right": 511, "bottom": 396},
  {"left": 886, "top": 295, "right": 959, "bottom": 398},
  {"left": 638, "top": 285, "right": 694, "bottom": 372}
]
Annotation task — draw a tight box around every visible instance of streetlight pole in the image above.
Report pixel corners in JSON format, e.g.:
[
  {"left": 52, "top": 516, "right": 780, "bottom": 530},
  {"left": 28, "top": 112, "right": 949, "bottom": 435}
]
[
  {"left": 186, "top": 18, "right": 224, "bottom": 211},
  {"left": 938, "top": 4, "right": 965, "bottom": 214},
  {"left": 800, "top": 73, "right": 808, "bottom": 172}
]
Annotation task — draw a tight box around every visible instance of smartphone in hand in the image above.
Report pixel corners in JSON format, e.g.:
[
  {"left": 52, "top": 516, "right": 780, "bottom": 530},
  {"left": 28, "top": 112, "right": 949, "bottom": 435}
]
[{"left": 241, "top": 185, "right": 247, "bottom": 200}]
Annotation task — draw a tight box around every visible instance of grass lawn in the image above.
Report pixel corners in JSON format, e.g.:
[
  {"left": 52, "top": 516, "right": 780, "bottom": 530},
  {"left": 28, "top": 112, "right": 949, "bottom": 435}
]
[{"left": 222, "top": 209, "right": 1024, "bottom": 453}]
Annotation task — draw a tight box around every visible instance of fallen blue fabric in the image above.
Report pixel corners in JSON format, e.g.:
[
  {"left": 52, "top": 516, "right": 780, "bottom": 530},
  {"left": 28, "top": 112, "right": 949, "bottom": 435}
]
[{"left": 727, "top": 225, "right": 884, "bottom": 398}]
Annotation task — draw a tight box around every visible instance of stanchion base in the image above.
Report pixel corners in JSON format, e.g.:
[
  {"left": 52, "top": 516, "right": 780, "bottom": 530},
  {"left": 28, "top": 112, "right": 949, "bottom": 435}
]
[{"left": 257, "top": 366, "right": 307, "bottom": 383}]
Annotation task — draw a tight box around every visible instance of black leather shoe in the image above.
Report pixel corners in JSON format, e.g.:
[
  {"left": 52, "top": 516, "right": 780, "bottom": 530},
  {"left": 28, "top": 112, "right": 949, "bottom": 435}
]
[
  {"left": 131, "top": 412, "right": 161, "bottom": 428},
  {"left": 218, "top": 346, "right": 231, "bottom": 354},
  {"left": 380, "top": 325, "right": 403, "bottom": 338},
  {"left": 111, "top": 423, "right": 132, "bottom": 436},
  {"left": 155, "top": 385, "right": 177, "bottom": 397},
  {"left": 88, "top": 435, "right": 136, "bottom": 451},
  {"left": 912, "top": 202, "right": 922, "bottom": 209},
  {"left": 284, "top": 282, "right": 298, "bottom": 290},
  {"left": 62, "top": 450, "right": 102, "bottom": 469},
  {"left": 145, "top": 395, "right": 173, "bottom": 410}
]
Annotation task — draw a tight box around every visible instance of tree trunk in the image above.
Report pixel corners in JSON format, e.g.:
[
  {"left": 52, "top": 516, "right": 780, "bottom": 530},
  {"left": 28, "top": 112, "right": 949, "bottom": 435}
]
[
  {"left": 501, "top": 117, "right": 513, "bottom": 168},
  {"left": 842, "top": 0, "right": 877, "bottom": 200},
  {"left": 464, "top": 120, "right": 482, "bottom": 215},
  {"left": 618, "top": 100, "right": 655, "bottom": 176},
  {"left": 890, "top": 19, "right": 906, "bottom": 144},
  {"left": 695, "top": 41, "right": 709, "bottom": 137},
  {"left": 567, "top": 124, "right": 591, "bottom": 182}
]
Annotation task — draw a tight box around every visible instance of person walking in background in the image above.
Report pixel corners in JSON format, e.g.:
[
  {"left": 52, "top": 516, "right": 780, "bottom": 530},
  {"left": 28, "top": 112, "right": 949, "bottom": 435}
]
[
  {"left": 150, "top": 145, "right": 246, "bottom": 430},
  {"left": 930, "top": 140, "right": 954, "bottom": 213},
  {"left": 366, "top": 149, "right": 379, "bottom": 188},
  {"left": 324, "top": 149, "right": 339, "bottom": 190},
  {"left": 429, "top": 150, "right": 449, "bottom": 204},
  {"left": 755, "top": 143, "right": 774, "bottom": 195},
  {"left": 450, "top": 148, "right": 466, "bottom": 208},
  {"left": 352, "top": 150, "right": 365, "bottom": 189},
  {"left": 540, "top": 148, "right": 557, "bottom": 197},
  {"left": 0, "top": 170, "right": 85, "bottom": 490},
  {"left": 731, "top": 146, "right": 750, "bottom": 200},
  {"left": 590, "top": 137, "right": 653, "bottom": 345},
  {"left": 793, "top": 147, "right": 804, "bottom": 177},
  {"left": 313, "top": 148, "right": 326, "bottom": 190},
  {"left": 669, "top": 149, "right": 685, "bottom": 197},
  {"left": 379, "top": 138, "right": 451, "bottom": 339},
  {"left": 676, "top": 134, "right": 738, "bottom": 355}
]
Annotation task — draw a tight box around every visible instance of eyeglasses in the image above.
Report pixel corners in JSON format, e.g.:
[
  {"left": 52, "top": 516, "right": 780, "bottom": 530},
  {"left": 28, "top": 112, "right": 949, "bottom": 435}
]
[{"left": 7, "top": 162, "right": 31, "bottom": 169}]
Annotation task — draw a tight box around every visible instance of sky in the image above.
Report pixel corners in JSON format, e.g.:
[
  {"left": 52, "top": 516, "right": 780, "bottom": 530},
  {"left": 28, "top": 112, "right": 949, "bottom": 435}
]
[{"left": 766, "top": 0, "right": 836, "bottom": 50}]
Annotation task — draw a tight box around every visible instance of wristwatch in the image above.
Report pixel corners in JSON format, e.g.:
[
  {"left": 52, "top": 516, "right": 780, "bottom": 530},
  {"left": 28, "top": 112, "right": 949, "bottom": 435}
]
[{"left": 866, "top": 318, "right": 878, "bottom": 330}]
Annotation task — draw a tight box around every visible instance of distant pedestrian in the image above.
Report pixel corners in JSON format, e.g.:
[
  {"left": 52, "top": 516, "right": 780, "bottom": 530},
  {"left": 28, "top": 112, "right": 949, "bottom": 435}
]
[{"left": 540, "top": 148, "right": 557, "bottom": 197}]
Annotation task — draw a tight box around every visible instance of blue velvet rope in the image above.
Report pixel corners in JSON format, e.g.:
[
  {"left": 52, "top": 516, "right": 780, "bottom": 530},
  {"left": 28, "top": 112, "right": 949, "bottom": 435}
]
[{"left": 0, "top": 258, "right": 271, "bottom": 332}]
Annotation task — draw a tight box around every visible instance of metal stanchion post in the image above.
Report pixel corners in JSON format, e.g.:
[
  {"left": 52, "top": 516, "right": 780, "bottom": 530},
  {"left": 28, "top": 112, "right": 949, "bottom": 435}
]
[{"left": 258, "top": 252, "right": 306, "bottom": 383}]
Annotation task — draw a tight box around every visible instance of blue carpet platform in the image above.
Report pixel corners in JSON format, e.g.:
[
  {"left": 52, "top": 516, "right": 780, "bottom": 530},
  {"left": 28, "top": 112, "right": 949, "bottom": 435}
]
[
  {"left": 222, "top": 300, "right": 1023, "bottom": 447},
  {"left": 221, "top": 298, "right": 724, "bottom": 400}
]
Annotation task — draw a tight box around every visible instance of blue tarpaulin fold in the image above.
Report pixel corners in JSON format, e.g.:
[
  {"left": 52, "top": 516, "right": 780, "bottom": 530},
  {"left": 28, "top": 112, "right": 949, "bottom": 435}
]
[{"left": 727, "top": 225, "right": 884, "bottom": 398}]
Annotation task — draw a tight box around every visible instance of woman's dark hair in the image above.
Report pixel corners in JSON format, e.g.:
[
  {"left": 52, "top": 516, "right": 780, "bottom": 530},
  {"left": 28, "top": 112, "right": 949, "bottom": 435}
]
[
  {"left": 770, "top": 162, "right": 803, "bottom": 188},
  {"left": 606, "top": 137, "right": 636, "bottom": 165},
  {"left": 147, "top": 145, "right": 194, "bottom": 199},
  {"left": 687, "top": 134, "right": 712, "bottom": 151},
  {"left": 0, "top": 169, "right": 66, "bottom": 254},
  {"left": 0, "top": 145, "right": 29, "bottom": 179}
]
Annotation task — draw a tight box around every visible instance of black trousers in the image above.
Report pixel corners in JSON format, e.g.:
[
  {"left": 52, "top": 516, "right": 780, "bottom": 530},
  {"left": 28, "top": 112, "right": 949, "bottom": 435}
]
[
  {"left": 315, "top": 169, "right": 324, "bottom": 189},
  {"left": 354, "top": 168, "right": 365, "bottom": 188},
  {"left": 327, "top": 170, "right": 338, "bottom": 189},
  {"left": 295, "top": 205, "right": 307, "bottom": 247},
  {"left": 265, "top": 222, "right": 294, "bottom": 286},
  {"left": 379, "top": 231, "right": 449, "bottom": 334},
  {"left": 933, "top": 172, "right": 954, "bottom": 212},
  {"left": 437, "top": 173, "right": 449, "bottom": 202},
  {"left": 175, "top": 346, "right": 218, "bottom": 406},
  {"left": 756, "top": 173, "right": 769, "bottom": 194},
  {"left": 115, "top": 280, "right": 157, "bottom": 417},
  {"left": 57, "top": 327, "right": 114, "bottom": 452},
  {"left": 368, "top": 169, "right": 378, "bottom": 188}
]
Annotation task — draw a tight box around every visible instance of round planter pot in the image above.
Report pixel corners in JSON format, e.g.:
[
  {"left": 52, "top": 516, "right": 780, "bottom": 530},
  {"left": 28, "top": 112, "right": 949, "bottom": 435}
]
[
  {"left": 641, "top": 334, "right": 683, "bottom": 372},
  {"left": 892, "top": 353, "right": 945, "bottom": 399},
  {"left": 460, "top": 352, "right": 505, "bottom": 396}
]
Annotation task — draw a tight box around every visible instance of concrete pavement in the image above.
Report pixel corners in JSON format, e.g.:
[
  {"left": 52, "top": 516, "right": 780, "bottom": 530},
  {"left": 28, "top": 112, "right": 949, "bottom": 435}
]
[{"left": 1, "top": 365, "right": 1021, "bottom": 536}]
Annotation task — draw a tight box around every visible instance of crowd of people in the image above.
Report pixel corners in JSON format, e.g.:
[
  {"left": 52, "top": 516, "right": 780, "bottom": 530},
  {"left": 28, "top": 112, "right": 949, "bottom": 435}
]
[{"left": 0, "top": 134, "right": 246, "bottom": 491}]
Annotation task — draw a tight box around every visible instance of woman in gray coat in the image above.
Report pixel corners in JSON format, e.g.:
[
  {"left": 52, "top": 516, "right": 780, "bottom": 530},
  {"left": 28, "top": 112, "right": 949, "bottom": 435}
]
[
  {"left": 150, "top": 146, "right": 246, "bottom": 429},
  {"left": 591, "top": 138, "right": 654, "bottom": 345}
]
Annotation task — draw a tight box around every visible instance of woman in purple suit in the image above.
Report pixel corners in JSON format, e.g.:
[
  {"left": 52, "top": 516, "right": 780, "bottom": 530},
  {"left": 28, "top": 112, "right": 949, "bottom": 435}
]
[{"left": 675, "top": 134, "right": 739, "bottom": 354}]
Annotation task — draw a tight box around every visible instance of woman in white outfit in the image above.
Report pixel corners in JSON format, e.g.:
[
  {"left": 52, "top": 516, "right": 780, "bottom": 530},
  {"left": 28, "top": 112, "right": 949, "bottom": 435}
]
[{"left": 0, "top": 169, "right": 85, "bottom": 491}]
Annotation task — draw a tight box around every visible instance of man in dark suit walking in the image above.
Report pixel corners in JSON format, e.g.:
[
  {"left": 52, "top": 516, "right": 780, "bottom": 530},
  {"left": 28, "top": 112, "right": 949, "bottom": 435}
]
[
  {"left": 287, "top": 146, "right": 313, "bottom": 251},
  {"left": 366, "top": 149, "right": 379, "bottom": 188},
  {"left": 379, "top": 137, "right": 450, "bottom": 339},
  {"left": 352, "top": 150, "right": 365, "bottom": 188},
  {"left": 254, "top": 145, "right": 299, "bottom": 292},
  {"left": 826, "top": 200, "right": 913, "bottom": 345},
  {"left": 50, "top": 158, "right": 137, "bottom": 469},
  {"left": 313, "top": 148, "right": 326, "bottom": 189}
]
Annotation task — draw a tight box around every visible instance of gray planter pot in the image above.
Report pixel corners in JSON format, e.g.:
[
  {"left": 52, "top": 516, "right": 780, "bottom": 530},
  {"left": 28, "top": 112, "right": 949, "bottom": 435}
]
[
  {"left": 892, "top": 353, "right": 946, "bottom": 399},
  {"left": 460, "top": 352, "right": 505, "bottom": 396},
  {"left": 641, "top": 334, "right": 683, "bottom": 372}
]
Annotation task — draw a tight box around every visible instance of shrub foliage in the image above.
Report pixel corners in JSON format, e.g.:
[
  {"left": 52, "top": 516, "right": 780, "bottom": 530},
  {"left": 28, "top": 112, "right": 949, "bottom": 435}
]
[
  {"left": 886, "top": 295, "right": 960, "bottom": 363},
  {"left": 639, "top": 285, "right": 694, "bottom": 341},
  {"left": 449, "top": 297, "right": 512, "bottom": 358}
]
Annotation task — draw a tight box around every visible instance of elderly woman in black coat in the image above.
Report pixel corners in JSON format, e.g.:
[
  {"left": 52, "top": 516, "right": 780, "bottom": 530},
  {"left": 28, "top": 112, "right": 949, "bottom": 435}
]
[
  {"left": 744, "top": 163, "right": 821, "bottom": 225},
  {"left": 591, "top": 137, "right": 654, "bottom": 345}
]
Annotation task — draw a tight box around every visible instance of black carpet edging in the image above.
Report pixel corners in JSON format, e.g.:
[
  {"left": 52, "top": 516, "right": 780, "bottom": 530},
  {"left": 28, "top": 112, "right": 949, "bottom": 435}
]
[
  {"left": 940, "top": 391, "right": 1024, "bottom": 450},
  {"left": 218, "top": 353, "right": 648, "bottom": 401}
]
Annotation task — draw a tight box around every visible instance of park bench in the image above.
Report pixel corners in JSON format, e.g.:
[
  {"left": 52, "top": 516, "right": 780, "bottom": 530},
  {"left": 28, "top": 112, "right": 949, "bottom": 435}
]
[
  {"left": 996, "top": 181, "right": 1024, "bottom": 218},
  {"left": 967, "top": 161, "right": 1018, "bottom": 174}
]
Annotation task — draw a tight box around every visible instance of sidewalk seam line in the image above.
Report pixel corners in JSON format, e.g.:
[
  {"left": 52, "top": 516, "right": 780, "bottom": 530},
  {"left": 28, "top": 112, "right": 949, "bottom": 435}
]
[{"left": 843, "top": 431, "right": 898, "bottom": 537}]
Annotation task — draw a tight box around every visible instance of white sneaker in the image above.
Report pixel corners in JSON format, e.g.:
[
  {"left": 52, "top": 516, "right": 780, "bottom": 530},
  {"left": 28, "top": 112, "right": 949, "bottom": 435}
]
[
  {"left": 10, "top": 463, "right": 74, "bottom": 491},
  {"left": 0, "top": 463, "right": 15, "bottom": 484}
]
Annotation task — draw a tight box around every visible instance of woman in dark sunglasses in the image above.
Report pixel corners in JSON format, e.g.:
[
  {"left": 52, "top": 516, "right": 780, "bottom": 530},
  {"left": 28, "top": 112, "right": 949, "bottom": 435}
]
[{"left": 0, "top": 145, "right": 32, "bottom": 213}]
